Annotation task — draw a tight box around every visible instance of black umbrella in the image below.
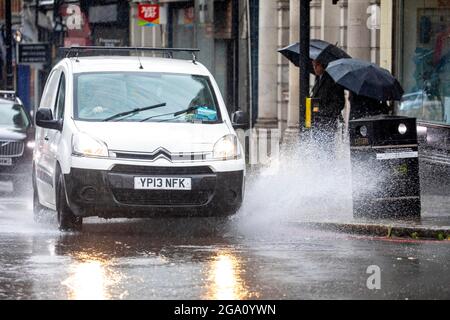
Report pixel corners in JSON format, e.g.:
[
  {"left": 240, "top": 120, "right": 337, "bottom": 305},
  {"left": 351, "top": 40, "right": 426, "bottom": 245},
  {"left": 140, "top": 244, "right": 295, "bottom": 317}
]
[
  {"left": 326, "top": 58, "right": 404, "bottom": 101},
  {"left": 278, "top": 39, "right": 351, "bottom": 70}
]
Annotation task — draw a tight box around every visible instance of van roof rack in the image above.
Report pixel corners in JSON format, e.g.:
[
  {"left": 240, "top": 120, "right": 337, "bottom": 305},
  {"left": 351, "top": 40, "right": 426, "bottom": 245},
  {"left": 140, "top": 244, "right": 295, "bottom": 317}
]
[
  {"left": 59, "top": 46, "right": 200, "bottom": 63},
  {"left": 0, "top": 91, "right": 16, "bottom": 101}
]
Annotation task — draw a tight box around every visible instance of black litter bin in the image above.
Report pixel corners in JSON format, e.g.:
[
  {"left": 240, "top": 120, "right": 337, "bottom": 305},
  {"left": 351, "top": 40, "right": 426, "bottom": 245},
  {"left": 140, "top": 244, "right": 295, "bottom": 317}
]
[{"left": 349, "top": 115, "right": 421, "bottom": 219}]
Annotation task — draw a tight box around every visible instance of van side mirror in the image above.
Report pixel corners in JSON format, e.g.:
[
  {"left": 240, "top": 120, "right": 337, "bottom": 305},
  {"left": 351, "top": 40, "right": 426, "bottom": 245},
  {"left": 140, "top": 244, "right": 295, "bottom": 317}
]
[
  {"left": 36, "top": 108, "right": 62, "bottom": 131},
  {"left": 231, "top": 110, "right": 250, "bottom": 130}
]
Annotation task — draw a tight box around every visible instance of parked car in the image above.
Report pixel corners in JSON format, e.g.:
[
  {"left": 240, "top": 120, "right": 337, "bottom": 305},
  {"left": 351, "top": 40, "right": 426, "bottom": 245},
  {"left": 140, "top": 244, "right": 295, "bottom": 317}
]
[
  {"left": 33, "top": 48, "right": 247, "bottom": 231},
  {"left": 0, "top": 91, "right": 34, "bottom": 193},
  {"left": 397, "top": 90, "right": 446, "bottom": 123}
]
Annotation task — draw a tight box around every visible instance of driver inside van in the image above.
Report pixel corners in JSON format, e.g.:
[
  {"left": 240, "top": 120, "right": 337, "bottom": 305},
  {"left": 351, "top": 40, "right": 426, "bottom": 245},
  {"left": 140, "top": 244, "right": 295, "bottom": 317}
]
[{"left": 186, "top": 87, "right": 218, "bottom": 122}]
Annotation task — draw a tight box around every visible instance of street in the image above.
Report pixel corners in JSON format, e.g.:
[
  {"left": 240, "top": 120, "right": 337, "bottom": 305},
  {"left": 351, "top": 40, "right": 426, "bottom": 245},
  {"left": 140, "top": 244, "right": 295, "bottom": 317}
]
[
  {"left": 0, "top": 192, "right": 449, "bottom": 300},
  {"left": 1, "top": 0, "right": 450, "bottom": 304}
]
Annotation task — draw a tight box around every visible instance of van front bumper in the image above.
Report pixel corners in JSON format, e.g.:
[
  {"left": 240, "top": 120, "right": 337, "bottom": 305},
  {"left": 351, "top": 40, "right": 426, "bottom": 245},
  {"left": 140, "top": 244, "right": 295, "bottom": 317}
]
[{"left": 64, "top": 165, "right": 244, "bottom": 218}]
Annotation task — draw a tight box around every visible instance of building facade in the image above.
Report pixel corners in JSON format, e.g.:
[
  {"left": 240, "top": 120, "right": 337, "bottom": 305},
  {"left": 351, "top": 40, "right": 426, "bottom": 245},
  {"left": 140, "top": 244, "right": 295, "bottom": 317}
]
[
  {"left": 128, "top": 0, "right": 248, "bottom": 116},
  {"left": 1, "top": 1, "right": 449, "bottom": 162},
  {"left": 255, "top": 0, "right": 449, "bottom": 166},
  {"left": 256, "top": 0, "right": 383, "bottom": 138},
  {"left": 393, "top": 0, "right": 450, "bottom": 167},
  {"left": 0, "top": 0, "right": 132, "bottom": 111}
]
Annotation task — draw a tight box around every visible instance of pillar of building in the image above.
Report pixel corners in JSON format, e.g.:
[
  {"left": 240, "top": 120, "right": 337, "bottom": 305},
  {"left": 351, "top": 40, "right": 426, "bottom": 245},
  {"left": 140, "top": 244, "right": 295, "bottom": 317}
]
[
  {"left": 321, "top": 0, "right": 341, "bottom": 45},
  {"left": 310, "top": 0, "right": 321, "bottom": 40},
  {"left": 347, "top": 0, "right": 371, "bottom": 61},
  {"left": 379, "top": 0, "right": 393, "bottom": 72},
  {"left": 283, "top": 0, "right": 300, "bottom": 143},
  {"left": 277, "top": 0, "right": 290, "bottom": 134},
  {"left": 339, "top": 0, "right": 348, "bottom": 52},
  {"left": 369, "top": 0, "right": 381, "bottom": 64},
  {"left": 256, "top": 0, "right": 279, "bottom": 128}
]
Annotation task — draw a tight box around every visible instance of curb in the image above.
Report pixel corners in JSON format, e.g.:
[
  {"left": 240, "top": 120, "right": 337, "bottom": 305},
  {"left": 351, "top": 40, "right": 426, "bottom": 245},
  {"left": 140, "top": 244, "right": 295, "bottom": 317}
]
[{"left": 294, "top": 221, "right": 450, "bottom": 241}]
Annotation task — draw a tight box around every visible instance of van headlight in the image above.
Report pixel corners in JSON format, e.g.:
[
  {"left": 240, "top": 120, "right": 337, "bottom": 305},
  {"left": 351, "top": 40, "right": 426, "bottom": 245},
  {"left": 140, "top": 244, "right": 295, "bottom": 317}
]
[
  {"left": 72, "top": 133, "right": 109, "bottom": 157},
  {"left": 213, "top": 135, "right": 240, "bottom": 160}
]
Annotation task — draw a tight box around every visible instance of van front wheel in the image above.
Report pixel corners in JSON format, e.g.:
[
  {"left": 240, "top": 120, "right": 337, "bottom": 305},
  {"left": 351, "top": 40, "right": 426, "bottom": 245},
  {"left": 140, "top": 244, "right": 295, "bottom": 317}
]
[{"left": 56, "top": 172, "right": 82, "bottom": 231}]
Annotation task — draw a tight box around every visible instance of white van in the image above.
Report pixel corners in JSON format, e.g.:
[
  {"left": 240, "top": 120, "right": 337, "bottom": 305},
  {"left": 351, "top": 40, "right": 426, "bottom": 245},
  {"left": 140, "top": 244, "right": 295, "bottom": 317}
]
[{"left": 33, "top": 48, "right": 247, "bottom": 231}]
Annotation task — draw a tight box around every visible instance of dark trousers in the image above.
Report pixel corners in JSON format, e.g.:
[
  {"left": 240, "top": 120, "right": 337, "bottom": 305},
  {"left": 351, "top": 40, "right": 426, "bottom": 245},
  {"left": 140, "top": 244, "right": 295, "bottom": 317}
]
[{"left": 311, "top": 118, "right": 338, "bottom": 159}]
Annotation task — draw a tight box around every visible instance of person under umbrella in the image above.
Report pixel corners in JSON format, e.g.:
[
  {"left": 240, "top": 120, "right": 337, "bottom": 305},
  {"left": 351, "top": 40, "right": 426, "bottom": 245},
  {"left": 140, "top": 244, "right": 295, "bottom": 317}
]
[
  {"left": 279, "top": 39, "right": 351, "bottom": 69},
  {"left": 311, "top": 59, "right": 346, "bottom": 156},
  {"left": 279, "top": 40, "right": 350, "bottom": 157},
  {"left": 326, "top": 58, "right": 404, "bottom": 120}
]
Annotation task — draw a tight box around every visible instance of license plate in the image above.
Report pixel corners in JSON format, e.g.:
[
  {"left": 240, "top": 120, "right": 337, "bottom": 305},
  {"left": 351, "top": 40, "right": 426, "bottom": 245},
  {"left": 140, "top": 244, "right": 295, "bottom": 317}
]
[
  {"left": 0, "top": 158, "right": 12, "bottom": 166},
  {"left": 134, "top": 177, "right": 192, "bottom": 190}
]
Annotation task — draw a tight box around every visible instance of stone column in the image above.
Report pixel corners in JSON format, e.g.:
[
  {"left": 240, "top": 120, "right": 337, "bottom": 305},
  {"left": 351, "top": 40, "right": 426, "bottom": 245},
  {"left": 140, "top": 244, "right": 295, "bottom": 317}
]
[
  {"left": 256, "top": 0, "right": 279, "bottom": 129},
  {"left": 369, "top": 0, "right": 381, "bottom": 64},
  {"left": 380, "top": 0, "right": 393, "bottom": 72},
  {"left": 321, "top": 0, "right": 341, "bottom": 45},
  {"left": 277, "top": 0, "right": 290, "bottom": 134},
  {"left": 283, "top": 0, "right": 300, "bottom": 142},
  {"left": 347, "top": 0, "right": 371, "bottom": 61},
  {"left": 310, "top": 0, "right": 321, "bottom": 39},
  {"left": 339, "top": 0, "right": 348, "bottom": 52}
]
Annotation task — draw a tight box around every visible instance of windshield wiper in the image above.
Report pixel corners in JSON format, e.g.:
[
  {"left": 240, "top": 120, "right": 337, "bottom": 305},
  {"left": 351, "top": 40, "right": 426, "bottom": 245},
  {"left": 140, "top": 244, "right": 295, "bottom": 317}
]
[
  {"left": 174, "top": 106, "right": 200, "bottom": 117},
  {"left": 102, "top": 103, "right": 166, "bottom": 122},
  {"left": 140, "top": 106, "right": 200, "bottom": 123}
]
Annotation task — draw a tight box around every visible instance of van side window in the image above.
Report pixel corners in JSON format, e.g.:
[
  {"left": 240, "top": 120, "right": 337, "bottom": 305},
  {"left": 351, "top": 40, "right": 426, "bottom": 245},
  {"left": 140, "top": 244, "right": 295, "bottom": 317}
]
[
  {"left": 40, "top": 69, "right": 62, "bottom": 112},
  {"left": 55, "top": 74, "right": 66, "bottom": 120}
]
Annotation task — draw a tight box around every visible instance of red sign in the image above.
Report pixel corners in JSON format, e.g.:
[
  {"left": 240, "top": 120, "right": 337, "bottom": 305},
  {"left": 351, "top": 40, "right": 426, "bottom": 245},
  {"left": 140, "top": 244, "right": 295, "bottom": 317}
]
[{"left": 138, "top": 4, "right": 160, "bottom": 26}]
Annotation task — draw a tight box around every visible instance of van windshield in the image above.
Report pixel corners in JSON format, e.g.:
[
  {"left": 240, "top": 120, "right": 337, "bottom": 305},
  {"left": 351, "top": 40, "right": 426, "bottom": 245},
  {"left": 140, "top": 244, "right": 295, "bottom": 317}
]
[{"left": 74, "top": 72, "right": 221, "bottom": 123}]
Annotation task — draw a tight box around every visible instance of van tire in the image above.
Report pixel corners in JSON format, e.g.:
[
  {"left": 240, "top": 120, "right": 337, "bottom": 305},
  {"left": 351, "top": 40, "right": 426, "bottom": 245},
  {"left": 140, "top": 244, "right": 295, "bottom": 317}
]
[
  {"left": 33, "top": 185, "right": 46, "bottom": 223},
  {"left": 56, "top": 171, "right": 82, "bottom": 231},
  {"left": 32, "top": 169, "right": 46, "bottom": 223}
]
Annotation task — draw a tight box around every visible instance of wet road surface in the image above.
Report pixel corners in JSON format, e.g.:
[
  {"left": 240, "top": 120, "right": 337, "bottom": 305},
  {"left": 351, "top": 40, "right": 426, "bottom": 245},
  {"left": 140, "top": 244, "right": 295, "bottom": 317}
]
[{"left": 0, "top": 194, "right": 449, "bottom": 300}]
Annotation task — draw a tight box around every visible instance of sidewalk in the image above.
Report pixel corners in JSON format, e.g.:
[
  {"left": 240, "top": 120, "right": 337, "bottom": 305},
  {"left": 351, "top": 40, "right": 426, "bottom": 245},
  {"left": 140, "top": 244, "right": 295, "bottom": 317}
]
[{"left": 293, "top": 195, "right": 450, "bottom": 240}]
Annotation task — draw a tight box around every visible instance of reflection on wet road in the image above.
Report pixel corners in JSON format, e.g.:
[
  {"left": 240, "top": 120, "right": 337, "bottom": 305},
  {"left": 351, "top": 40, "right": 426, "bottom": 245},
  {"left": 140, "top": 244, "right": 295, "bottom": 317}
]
[{"left": 0, "top": 195, "right": 449, "bottom": 300}]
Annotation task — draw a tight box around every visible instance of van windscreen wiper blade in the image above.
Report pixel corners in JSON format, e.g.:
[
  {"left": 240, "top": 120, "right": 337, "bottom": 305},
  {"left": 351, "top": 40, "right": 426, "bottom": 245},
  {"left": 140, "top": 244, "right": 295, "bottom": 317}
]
[
  {"left": 140, "top": 106, "right": 200, "bottom": 123},
  {"left": 173, "top": 106, "right": 200, "bottom": 117},
  {"left": 102, "top": 103, "right": 166, "bottom": 122}
]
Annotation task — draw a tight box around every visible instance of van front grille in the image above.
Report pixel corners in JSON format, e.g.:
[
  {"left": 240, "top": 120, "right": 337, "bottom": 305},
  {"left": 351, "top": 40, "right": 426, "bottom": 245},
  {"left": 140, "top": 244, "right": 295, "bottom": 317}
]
[
  {"left": 111, "top": 165, "right": 214, "bottom": 175},
  {"left": 112, "top": 189, "right": 211, "bottom": 206}
]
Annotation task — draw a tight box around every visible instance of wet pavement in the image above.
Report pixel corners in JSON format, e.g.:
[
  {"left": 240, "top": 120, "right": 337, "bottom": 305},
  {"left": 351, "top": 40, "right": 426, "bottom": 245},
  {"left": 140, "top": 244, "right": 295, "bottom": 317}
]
[{"left": 0, "top": 193, "right": 449, "bottom": 300}]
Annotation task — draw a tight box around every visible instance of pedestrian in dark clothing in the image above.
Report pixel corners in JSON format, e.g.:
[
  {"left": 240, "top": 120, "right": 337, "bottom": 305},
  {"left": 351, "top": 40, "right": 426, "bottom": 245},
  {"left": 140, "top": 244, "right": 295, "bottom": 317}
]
[
  {"left": 310, "top": 59, "right": 346, "bottom": 156},
  {"left": 349, "top": 93, "right": 391, "bottom": 120}
]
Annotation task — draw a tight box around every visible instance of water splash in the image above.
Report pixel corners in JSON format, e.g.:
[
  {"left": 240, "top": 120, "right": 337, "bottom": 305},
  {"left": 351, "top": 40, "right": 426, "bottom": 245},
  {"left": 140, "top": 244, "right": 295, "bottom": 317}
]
[{"left": 236, "top": 137, "right": 370, "bottom": 232}]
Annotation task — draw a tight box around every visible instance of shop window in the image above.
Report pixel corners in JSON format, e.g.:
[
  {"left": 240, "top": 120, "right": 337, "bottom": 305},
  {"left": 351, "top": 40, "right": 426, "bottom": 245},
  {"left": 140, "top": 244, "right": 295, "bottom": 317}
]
[
  {"left": 88, "top": 4, "right": 118, "bottom": 24},
  {"left": 214, "top": 0, "right": 232, "bottom": 39},
  {"left": 397, "top": 1, "right": 450, "bottom": 125}
]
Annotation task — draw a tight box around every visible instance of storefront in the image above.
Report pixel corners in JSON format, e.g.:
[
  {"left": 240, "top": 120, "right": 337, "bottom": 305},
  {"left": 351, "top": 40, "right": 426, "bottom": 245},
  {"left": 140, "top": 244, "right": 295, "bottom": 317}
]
[
  {"left": 131, "top": 0, "right": 242, "bottom": 112},
  {"left": 396, "top": 0, "right": 450, "bottom": 127},
  {"left": 395, "top": 0, "right": 450, "bottom": 170}
]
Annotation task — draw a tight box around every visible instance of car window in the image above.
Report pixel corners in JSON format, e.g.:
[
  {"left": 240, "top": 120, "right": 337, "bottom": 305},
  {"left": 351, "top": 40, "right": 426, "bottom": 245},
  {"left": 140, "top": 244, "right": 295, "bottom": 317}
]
[
  {"left": 40, "top": 69, "right": 62, "bottom": 113},
  {"left": 0, "top": 103, "right": 30, "bottom": 128},
  {"left": 55, "top": 74, "right": 66, "bottom": 120},
  {"left": 74, "top": 72, "right": 221, "bottom": 123}
]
